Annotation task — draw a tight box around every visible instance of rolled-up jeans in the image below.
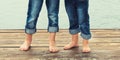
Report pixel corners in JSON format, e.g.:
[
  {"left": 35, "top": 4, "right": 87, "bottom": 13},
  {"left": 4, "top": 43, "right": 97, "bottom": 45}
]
[
  {"left": 25, "top": 0, "right": 59, "bottom": 34},
  {"left": 65, "top": 0, "right": 91, "bottom": 40}
]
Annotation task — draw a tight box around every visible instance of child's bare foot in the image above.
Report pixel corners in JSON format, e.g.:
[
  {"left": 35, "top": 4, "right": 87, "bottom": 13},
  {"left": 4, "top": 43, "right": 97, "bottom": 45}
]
[
  {"left": 64, "top": 34, "right": 79, "bottom": 50},
  {"left": 49, "top": 40, "right": 59, "bottom": 53},
  {"left": 20, "top": 41, "right": 31, "bottom": 51},
  {"left": 20, "top": 34, "right": 32, "bottom": 51},
  {"left": 64, "top": 42, "right": 79, "bottom": 50},
  {"left": 82, "top": 45, "right": 90, "bottom": 53},
  {"left": 49, "top": 33, "right": 59, "bottom": 53},
  {"left": 82, "top": 39, "right": 91, "bottom": 53},
  {"left": 49, "top": 45, "right": 59, "bottom": 53}
]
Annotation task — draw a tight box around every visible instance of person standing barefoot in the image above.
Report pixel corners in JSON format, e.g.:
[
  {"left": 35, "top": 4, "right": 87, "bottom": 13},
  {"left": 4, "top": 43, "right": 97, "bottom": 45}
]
[
  {"left": 20, "top": 0, "right": 60, "bottom": 53},
  {"left": 64, "top": 0, "right": 91, "bottom": 53}
]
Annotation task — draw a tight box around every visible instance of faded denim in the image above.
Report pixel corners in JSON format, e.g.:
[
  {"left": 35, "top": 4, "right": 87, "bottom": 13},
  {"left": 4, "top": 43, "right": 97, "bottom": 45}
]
[
  {"left": 65, "top": 0, "right": 91, "bottom": 40},
  {"left": 25, "top": 0, "right": 60, "bottom": 34}
]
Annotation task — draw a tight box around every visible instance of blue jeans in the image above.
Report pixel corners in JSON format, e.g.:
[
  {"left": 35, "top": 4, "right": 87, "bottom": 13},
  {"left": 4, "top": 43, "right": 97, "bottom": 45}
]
[
  {"left": 65, "top": 0, "right": 91, "bottom": 40},
  {"left": 25, "top": 0, "right": 60, "bottom": 34}
]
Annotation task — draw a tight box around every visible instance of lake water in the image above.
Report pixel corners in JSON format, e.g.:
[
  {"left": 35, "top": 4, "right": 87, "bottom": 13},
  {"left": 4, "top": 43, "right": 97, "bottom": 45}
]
[{"left": 0, "top": 0, "right": 120, "bottom": 29}]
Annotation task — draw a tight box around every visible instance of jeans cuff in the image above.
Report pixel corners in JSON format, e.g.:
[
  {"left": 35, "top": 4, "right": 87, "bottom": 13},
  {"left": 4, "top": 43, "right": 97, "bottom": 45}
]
[
  {"left": 25, "top": 28, "right": 36, "bottom": 34},
  {"left": 69, "top": 28, "right": 80, "bottom": 35},
  {"left": 81, "top": 33, "right": 91, "bottom": 40},
  {"left": 48, "top": 27, "right": 59, "bottom": 33}
]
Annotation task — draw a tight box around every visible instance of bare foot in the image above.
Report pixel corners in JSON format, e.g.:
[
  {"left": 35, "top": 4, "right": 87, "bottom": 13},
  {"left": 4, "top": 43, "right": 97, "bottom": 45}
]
[
  {"left": 20, "top": 41, "right": 31, "bottom": 51},
  {"left": 20, "top": 34, "right": 32, "bottom": 51},
  {"left": 49, "top": 46, "right": 59, "bottom": 53},
  {"left": 49, "top": 33, "right": 59, "bottom": 53},
  {"left": 82, "top": 45, "right": 91, "bottom": 53},
  {"left": 64, "top": 42, "right": 79, "bottom": 50},
  {"left": 82, "top": 39, "right": 91, "bottom": 53},
  {"left": 64, "top": 34, "right": 79, "bottom": 50}
]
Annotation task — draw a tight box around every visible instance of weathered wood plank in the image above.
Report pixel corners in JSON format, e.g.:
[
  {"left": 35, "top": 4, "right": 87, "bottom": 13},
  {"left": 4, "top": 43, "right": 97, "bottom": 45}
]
[
  {"left": 0, "top": 31, "right": 120, "bottom": 39},
  {"left": 0, "top": 29, "right": 120, "bottom": 60},
  {"left": 0, "top": 43, "right": 120, "bottom": 48},
  {"left": 0, "top": 47, "right": 120, "bottom": 60},
  {"left": 0, "top": 38, "right": 120, "bottom": 45}
]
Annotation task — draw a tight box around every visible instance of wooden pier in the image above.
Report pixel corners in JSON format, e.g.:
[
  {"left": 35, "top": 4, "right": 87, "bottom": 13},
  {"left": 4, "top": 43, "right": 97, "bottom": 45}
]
[{"left": 0, "top": 29, "right": 120, "bottom": 60}]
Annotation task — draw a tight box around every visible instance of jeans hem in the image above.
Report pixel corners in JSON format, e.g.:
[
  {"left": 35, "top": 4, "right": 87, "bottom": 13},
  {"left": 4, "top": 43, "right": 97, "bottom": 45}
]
[
  {"left": 48, "top": 27, "right": 59, "bottom": 33},
  {"left": 69, "top": 28, "right": 80, "bottom": 35},
  {"left": 81, "top": 33, "right": 91, "bottom": 40},
  {"left": 25, "top": 28, "right": 36, "bottom": 34}
]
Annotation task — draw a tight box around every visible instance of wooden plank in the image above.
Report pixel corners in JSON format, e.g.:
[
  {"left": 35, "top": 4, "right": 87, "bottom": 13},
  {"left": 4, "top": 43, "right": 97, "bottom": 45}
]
[
  {"left": 0, "top": 47, "right": 120, "bottom": 60},
  {"left": 0, "top": 38, "right": 120, "bottom": 45},
  {"left": 0, "top": 32, "right": 120, "bottom": 39},
  {"left": 0, "top": 43, "right": 120, "bottom": 48},
  {"left": 0, "top": 29, "right": 120, "bottom": 60}
]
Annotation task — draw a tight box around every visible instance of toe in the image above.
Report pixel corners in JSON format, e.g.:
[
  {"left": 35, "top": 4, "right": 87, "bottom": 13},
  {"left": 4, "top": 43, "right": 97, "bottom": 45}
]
[
  {"left": 82, "top": 48, "right": 91, "bottom": 53},
  {"left": 49, "top": 48, "right": 53, "bottom": 52},
  {"left": 20, "top": 45, "right": 24, "bottom": 50},
  {"left": 82, "top": 48, "right": 86, "bottom": 52},
  {"left": 49, "top": 47, "right": 59, "bottom": 53},
  {"left": 64, "top": 45, "right": 70, "bottom": 50}
]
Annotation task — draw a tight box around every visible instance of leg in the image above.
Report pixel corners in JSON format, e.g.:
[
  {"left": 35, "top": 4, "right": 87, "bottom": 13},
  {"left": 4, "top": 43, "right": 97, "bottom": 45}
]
[
  {"left": 20, "top": 0, "right": 43, "bottom": 51},
  {"left": 76, "top": 0, "right": 91, "bottom": 52},
  {"left": 64, "top": 0, "right": 80, "bottom": 50},
  {"left": 46, "top": 0, "right": 60, "bottom": 53},
  {"left": 25, "top": 0, "right": 43, "bottom": 34}
]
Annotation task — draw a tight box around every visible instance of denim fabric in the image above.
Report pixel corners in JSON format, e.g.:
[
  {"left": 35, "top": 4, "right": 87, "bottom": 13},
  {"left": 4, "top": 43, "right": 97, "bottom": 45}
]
[
  {"left": 25, "top": 0, "right": 59, "bottom": 34},
  {"left": 65, "top": 0, "right": 91, "bottom": 40}
]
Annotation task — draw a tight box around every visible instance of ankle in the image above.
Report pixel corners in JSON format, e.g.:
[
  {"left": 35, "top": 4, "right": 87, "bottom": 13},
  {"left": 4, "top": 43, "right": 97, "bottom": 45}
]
[
  {"left": 49, "top": 42, "right": 56, "bottom": 46},
  {"left": 70, "top": 41, "right": 78, "bottom": 45},
  {"left": 83, "top": 44, "right": 89, "bottom": 47},
  {"left": 25, "top": 40, "right": 32, "bottom": 44}
]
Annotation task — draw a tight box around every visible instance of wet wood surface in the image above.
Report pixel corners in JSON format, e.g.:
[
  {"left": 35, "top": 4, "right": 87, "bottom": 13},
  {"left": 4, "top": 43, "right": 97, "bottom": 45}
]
[{"left": 0, "top": 29, "right": 120, "bottom": 60}]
